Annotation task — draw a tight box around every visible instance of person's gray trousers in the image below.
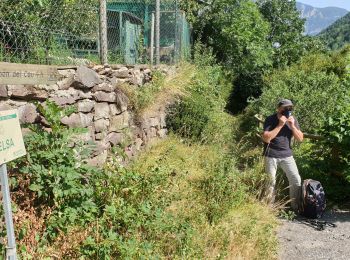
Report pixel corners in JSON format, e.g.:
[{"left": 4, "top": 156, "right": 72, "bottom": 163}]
[{"left": 264, "top": 156, "right": 301, "bottom": 210}]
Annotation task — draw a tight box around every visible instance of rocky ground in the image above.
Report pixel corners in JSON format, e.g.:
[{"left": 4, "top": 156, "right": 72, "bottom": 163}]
[{"left": 278, "top": 207, "right": 350, "bottom": 260}]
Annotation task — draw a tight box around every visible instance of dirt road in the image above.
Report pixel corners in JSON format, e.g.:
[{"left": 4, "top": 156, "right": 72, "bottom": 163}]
[{"left": 278, "top": 209, "right": 350, "bottom": 260}]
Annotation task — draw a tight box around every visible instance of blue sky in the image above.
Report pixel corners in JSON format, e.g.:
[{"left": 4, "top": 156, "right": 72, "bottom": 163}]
[{"left": 298, "top": 1, "right": 350, "bottom": 11}]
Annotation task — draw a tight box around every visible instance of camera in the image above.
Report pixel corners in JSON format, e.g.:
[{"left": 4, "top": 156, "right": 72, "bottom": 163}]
[{"left": 282, "top": 107, "right": 293, "bottom": 118}]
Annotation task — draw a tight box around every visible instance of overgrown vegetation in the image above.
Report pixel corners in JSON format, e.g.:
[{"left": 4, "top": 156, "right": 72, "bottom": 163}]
[
  {"left": 319, "top": 12, "right": 350, "bottom": 50},
  {"left": 0, "top": 0, "right": 97, "bottom": 64},
  {"left": 3, "top": 0, "right": 350, "bottom": 258},
  {"left": 245, "top": 46, "right": 350, "bottom": 202},
  {"left": 3, "top": 47, "right": 279, "bottom": 258}
]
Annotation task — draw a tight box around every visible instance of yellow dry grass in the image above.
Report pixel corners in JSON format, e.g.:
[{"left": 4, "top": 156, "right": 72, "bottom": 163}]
[
  {"left": 132, "top": 136, "right": 279, "bottom": 259},
  {"left": 139, "top": 63, "right": 195, "bottom": 117}
]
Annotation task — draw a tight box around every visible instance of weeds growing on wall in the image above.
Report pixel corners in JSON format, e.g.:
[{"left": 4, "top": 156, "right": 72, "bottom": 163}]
[{"left": 2, "top": 56, "right": 278, "bottom": 258}]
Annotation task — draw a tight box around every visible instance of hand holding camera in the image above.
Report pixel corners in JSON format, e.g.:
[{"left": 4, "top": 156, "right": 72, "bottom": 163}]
[{"left": 282, "top": 107, "right": 293, "bottom": 118}]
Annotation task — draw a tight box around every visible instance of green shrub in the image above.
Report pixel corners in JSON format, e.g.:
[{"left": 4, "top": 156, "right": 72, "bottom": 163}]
[
  {"left": 248, "top": 50, "right": 350, "bottom": 133},
  {"left": 167, "top": 43, "right": 233, "bottom": 143},
  {"left": 320, "top": 92, "right": 350, "bottom": 181},
  {"left": 11, "top": 101, "right": 99, "bottom": 240},
  {"left": 244, "top": 48, "right": 350, "bottom": 202}
]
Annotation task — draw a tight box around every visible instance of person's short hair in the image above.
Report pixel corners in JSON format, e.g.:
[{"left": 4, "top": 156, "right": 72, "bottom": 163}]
[{"left": 278, "top": 99, "right": 293, "bottom": 108}]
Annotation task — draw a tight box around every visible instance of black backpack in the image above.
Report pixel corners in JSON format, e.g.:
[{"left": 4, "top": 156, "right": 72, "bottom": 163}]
[{"left": 300, "top": 179, "right": 326, "bottom": 219}]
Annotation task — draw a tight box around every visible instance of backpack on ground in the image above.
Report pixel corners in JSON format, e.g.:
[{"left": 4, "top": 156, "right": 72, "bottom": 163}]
[{"left": 300, "top": 179, "right": 326, "bottom": 219}]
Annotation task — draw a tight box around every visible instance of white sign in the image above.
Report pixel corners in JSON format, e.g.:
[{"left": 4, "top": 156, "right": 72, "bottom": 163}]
[{"left": 0, "top": 110, "right": 26, "bottom": 164}]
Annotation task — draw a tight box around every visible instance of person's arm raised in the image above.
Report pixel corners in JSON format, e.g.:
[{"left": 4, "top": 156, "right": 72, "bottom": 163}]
[
  {"left": 287, "top": 116, "right": 304, "bottom": 142},
  {"left": 262, "top": 116, "right": 287, "bottom": 143}
]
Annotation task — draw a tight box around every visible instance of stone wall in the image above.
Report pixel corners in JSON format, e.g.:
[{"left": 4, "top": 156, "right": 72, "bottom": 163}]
[{"left": 0, "top": 64, "right": 171, "bottom": 166}]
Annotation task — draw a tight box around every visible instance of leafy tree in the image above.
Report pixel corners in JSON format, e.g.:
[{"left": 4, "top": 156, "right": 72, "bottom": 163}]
[
  {"left": 185, "top": 0, "right": 273, "bottom": 111},
  {"left": 257, "top": 0, "right": 308, "bottom": 68}
]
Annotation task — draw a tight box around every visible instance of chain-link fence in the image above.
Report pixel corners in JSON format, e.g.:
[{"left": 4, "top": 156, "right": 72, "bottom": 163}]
[
  {"left": 0, "top": 0, "right": 191, "bottom": 66},
  {"left": 0, "top": 0, "right": 99, "bottom": 65}
]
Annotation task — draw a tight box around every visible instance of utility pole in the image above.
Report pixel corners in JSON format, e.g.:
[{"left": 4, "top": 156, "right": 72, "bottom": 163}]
[
  {"left": 155, "top": 0, "right": 160, "bottom": 65},
  {"left": 99, "top": 0, "right": 108, "bottom": 65}
]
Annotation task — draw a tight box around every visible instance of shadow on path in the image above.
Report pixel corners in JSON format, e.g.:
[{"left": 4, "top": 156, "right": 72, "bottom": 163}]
[{"left": 278, "top": 209, "right": 350, "bottom": 260}]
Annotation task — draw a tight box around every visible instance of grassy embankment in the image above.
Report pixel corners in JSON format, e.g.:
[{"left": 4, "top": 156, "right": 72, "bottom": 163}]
[{"left": 6, "top": 56, "right": 278, "bottom": 259}]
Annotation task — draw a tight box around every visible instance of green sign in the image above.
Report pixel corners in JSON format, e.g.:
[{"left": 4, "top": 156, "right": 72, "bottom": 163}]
[{"left": 0, "top": 110, "right": 26, "bottom": 164}]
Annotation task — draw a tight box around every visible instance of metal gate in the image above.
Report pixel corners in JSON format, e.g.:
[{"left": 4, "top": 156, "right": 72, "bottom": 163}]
[{"left": 124, "top": 19, "right": 140, "bottom": 64}]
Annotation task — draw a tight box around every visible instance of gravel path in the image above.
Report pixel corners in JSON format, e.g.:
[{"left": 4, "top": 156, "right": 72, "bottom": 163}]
[{"left": 278, "top": 209, "right": 350, "bottom": 260}]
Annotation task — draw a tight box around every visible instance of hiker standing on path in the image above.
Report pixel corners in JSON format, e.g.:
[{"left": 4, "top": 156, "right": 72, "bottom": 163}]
[{"left": 262, "top": 99, "right": 304, "bottom": 211}]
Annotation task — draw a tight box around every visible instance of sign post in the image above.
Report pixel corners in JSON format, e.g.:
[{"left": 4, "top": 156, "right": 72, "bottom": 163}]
[
  {"left": 0, "top": 164, "right": 17, "bottom": 260},
  {"left": 0, "top": 110, "right": 27, "bottom": 260}
]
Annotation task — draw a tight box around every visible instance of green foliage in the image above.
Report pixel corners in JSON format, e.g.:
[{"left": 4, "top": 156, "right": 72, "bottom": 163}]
[
  {"left": 167, "top": 43, "right": 233, "bottom": 143},
  {"left": 249, "top": 50, "right": 350, "bottom": 133},
  {"left": 320, "top": 92, "right": 350, "bottom": 181},
  {"left": 134, "top": 70, "right": 166, "bottom": 110},
  {"left": 0, "top": 0, "right": 97, "bottom": 64},
  {"left": 12, "top": 101, "right": 99, "bottom": 239},
  {"left": 319, "top": 12, "right": 350, "bottom": 50},
  {"left": 257, "top": 0, "right": 309, "bottom": 68},
  {"left": 245, "top": 47, "right": 350, "bottom": 202},
  {"left": 212, "top": 0, "right": 273, "bottom": 73},
  {"left": 2, "top": 59, "right": 278, "bottom": 258}
]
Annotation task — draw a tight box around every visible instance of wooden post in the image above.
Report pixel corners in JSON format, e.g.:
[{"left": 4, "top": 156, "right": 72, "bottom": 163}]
[{"left": 99, "top": 0, "right": 108, "bottom": 65}]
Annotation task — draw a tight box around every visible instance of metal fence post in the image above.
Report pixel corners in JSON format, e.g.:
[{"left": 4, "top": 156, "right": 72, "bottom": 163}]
[
  {"left": 155, "top": 0, "right": 160, "bottom": 65},
  {"left": 174, "top": 0, "right": 180, "bottom": 63},
  {"left": 150, "top": 12, "right": 155, "bottom": 66},
  {"left": 99, "top": 0, "right": 108, "bottom": 65},
  {"left": 0, "top": 164, "right": 17, "bottom": 260}
]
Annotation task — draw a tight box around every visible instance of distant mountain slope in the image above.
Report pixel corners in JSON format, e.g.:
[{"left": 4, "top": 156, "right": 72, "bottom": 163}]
[
  {"left": 318, "top": 12, "right": 350, "bottom": 50},
  {"left": 296, "top": 2, "right": 348, "bottom": 35}
]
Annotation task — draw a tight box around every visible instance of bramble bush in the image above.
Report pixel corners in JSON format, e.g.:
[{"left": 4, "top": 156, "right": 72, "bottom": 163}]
[{"left": 6, "top": 101, "right": 100, "bottom": 255}]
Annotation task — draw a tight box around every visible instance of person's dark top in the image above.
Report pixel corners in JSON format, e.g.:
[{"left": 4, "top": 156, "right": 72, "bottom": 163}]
[{"left": 263, "top": 113, "right": 300, "bottom": 158}]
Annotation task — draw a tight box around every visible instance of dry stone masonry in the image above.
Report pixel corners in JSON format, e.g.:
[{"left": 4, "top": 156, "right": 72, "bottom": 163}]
[{"left": 0, "top": 64, "right": 171, "bottom": 166}]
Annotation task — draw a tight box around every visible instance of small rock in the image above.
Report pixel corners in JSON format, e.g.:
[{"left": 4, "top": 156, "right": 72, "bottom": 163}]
[
  {"left": 87, "top": 150, "right": 108, "bottom": 167},
  {"left": 115, "top": 89, "right": 129, "bottom": 112},
  {"left": 57, "top": 76, "right": 75, "bottom": 90},
  {"left": 95, "top": 132, "right": 107, "bottom": 140},
  {"left": 0, "top": 85, "right": 8, "bottom": 98},
  {"left": 93, "top": 91, "right": 117, "bottom": 103},
  {"left": 17, "top": 103, "right": 38, "bottom": 123},
  {"left": 94, "top": 102, "right": 110, "bottom": 120},
  {"left": 135, "top": 138, "right": 143, "bottom": 151},
  {"left": 109, "top": 112, "right": 130, "bottom": 131},
  {"left": 109, "top": 104, "right": 123, "bottom": 116},
  {"left": 8, "top": 85, "right": 48, "bottom": 101},
  {"left": 61, "top": 113, "right": 93, "bottom": 128},
  {"left": 157, "top": 129, "right": 168, "bottom": 138},
  {"left": 106, "top": 132, "right": 124, "bottom": 146},
  {"left": 50, "top": 88, "right": 81, "bottom": 105},
  {"left": 77, "top": 99, "right": 95, "bottom": 113},
  {"left": 92, "top": 82, "right": 115, "bottom": 92},
  {"left": 94, "top": 119, "right": 109, "bottom": 133},
  {"left": 149, "top": 117, "right": 160, "bottom": 128},
  {"left": 113, "top": 67, "right": 131, "bottom": 78},
  {"left": 73, "top": 66, "right": 102, "bottom": 89},
  {"left": 144, "top": 68, "right": 151, "bottom": 74}
]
